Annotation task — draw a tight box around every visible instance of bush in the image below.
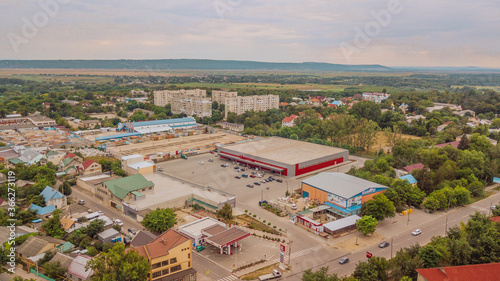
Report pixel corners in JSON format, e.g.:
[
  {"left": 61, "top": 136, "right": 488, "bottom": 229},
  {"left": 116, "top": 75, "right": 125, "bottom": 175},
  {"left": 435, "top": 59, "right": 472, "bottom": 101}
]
[
  {"left": 245, "top": 210, "right": 248, "bottom": 213},
  {"left": 273, "top": 226, "right": 277, "bottom": 229},
  {"left": 268, "top": 222, "right": 271, "bottom": 226},
  {"left": 263, "top": 220, "right": 266, "bottom": 223},
  {"left": 253, "top": 214, "right": 256, "bottom": 217}
]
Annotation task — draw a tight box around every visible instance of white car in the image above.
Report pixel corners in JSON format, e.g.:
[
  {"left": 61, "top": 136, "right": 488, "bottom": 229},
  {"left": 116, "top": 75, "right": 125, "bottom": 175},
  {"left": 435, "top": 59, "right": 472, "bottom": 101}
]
[
  {"left": 412, "top": 229, "right": 422, "bottom": 236},
  {"left": 114, "top": 219, "right": 124, "bottom": 226}
]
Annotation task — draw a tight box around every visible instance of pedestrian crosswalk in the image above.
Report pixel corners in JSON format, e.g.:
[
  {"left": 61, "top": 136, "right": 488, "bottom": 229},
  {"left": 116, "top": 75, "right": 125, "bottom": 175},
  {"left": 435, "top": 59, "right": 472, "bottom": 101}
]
[
  {"left": 272, "top": 245, "right": 323, "bottom": 263},
  {"left": 217, "top": 275, "right": 239, "bottom": 281}
]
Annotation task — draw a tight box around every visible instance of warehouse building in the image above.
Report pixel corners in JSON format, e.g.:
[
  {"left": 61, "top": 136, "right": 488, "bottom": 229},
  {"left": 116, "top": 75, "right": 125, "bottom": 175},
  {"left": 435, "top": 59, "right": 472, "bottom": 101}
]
[
  {"left": 118, "top": 117, "right": 198, "bottom": 134},
  {"left": 301, "top": 173, "right": 388, "bottom": 217},
  {"left": 218, "top": 137, "right": 349, "bottom": 178}
]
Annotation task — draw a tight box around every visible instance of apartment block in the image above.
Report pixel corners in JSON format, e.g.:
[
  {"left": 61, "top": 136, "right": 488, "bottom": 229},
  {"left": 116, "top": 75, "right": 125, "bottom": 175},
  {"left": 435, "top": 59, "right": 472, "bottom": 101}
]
[
  {"left": 171, "top": 97, "right": 212, "bottom": 117},
  {"left": 154, "top": 89, "right": 207, "bottom": 107},
  {"left": 212, "top": 90, "right": 237, "bottom": 105},
  {"left": 224, "top": 95, "right": 279, "bottom": 116}
]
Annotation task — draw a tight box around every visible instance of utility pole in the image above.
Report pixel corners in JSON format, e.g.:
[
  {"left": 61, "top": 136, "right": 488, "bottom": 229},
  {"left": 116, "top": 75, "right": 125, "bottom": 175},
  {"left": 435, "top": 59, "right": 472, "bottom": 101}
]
[
  {"left": 391, "top": 237, "right": 393, "bottom": 259},
  {"left": 288, "top": 240, "right": 293, "bottom": 265},
  {"left": 261, "top": 190, "right": 263, "bottom": 202},
  {"left": 407, "top": 209, "right": 410, "bottom": 226},
  {"left": 445, "top": 216, "right": 448, "bottom": 236}
]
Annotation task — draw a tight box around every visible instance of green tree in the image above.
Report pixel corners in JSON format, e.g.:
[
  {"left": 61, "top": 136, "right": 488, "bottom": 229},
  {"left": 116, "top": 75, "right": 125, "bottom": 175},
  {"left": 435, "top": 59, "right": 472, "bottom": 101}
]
[
  {"left": 141, "top": 208, "right": 177, "bottom": 234},
  {"left": 85, "top": 219, "right": 105, "bottom": 238},
  {"left": 419, "top": 245, "right": 441, "bottom": 268},
  {"left": 42, "top": 209, "right": 65, "bottom": 238},
  {"left": 390, "top": 244, "right": 422, "bottom": 281},
  {"left": 457, "top": 134, "right": 470, "bottom": 150},
  {"left": 302, "top": 267, "right": 347, "bottom": 281},
  {"left": 352, "top": 256, "right": 388, "bottom": 281},
  {"left": 59, "top": 181, "right": 72, "bottom": 196},
  {"left": 349, "top": 100, "right": 381, "bottom": 122},
  {"left": 361, "top": 194, "right": 396, "bottom": 221},
  {"left": 44, "top": 261, "right": 66, "bottom": 280},
  {"left": 216, "top": 203, "right": 233, "bottom": 222},
  {"left": 356, "top": 215, "right": 378, "bottom": 236},
  {"left": 87, "top": 243, "right": 150, "bottom": 281}
]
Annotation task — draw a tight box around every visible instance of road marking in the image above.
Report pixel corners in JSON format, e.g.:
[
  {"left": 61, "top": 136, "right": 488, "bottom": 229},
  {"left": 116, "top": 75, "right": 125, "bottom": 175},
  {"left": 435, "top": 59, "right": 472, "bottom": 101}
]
[
  {"left": 272, "top": 245, "right": 323, "bottom": 262},
  {"left": 217, "top": 275, "right": 239, "bottom": 281}
]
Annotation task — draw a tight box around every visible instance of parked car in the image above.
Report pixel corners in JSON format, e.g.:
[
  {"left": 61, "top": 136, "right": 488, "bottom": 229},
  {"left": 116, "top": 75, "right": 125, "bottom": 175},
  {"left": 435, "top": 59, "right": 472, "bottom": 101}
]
[
  {"left": 254, "top": 182, "right": 261, "bottom": 186},
  {"left": 78, "top": 200, "right": 85, "bottom": 205},
  {"left": 339, "top": 257, "right": 349, "bottom": 264},
  {"left": 492, "top": 205, "right": 497, "bottom": 210},
  {"left": 196, "top": 245, "right": 205, "bottom": 252},
  {"left": 379, "top": 241, "right": 390, "bottom": 248},
  {"left": 276, "top": 179, "right": 283, "bottom": 183},
  {"left": 250, "top": 175, "right": 256, "bottom": 178},
  {"left": 114, "top": 219, "right": 124, "bottom": 226},
  {"left": 235, "top": 176, "right": 241, "bottom": 179},
  {"left": 208, "top": 159, "right": 213, "bottom": 162},
  {"left": 128, "top": 228, "right": 137, "bottom": 236},
  {"left": 242, "top": 174, "right": 248, "bottom": 178},
  {"left": 412, "top": 229, "right": 422, "bottom": 236},
  {"left": 246, "top": 184, "right": 254, "bottom": 188},
  {"left": 261, "top": 179, "right": 267, "bottom": 183}
]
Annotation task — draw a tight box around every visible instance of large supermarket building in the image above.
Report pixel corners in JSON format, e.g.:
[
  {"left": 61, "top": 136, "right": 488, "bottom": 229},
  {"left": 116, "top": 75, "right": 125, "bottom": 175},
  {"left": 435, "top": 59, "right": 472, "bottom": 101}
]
[{"left": 218, "top": 137, "right": 349, "bottom": 178}]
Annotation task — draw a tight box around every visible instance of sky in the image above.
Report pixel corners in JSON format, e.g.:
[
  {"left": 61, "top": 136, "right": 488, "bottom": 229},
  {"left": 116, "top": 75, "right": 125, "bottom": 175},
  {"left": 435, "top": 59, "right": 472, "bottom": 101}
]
[{"left": 1, "top": 0, "right": 500, "bottom": 67}]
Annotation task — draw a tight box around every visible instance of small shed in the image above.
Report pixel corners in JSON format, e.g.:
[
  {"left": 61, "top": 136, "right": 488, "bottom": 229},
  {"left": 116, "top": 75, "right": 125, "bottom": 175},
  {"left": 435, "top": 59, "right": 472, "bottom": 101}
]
[
  {"left": 97, "top": 228, "right": 120, "bottom": 243},
  {"left": 323, "top": 215, "right": 361, "bottom": 236}
]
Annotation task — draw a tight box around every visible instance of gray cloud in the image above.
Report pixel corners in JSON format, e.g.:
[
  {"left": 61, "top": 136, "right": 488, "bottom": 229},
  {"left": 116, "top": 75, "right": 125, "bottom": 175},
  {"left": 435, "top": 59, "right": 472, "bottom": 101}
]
[{"left": 0, "top": 0, "right": 499, "bottom": 67}]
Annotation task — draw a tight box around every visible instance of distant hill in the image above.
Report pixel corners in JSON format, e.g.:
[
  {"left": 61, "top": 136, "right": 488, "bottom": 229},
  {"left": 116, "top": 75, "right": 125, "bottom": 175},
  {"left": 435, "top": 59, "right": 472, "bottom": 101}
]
[{"left": 0, "top": 59, "right": 392, "bottom": 72}]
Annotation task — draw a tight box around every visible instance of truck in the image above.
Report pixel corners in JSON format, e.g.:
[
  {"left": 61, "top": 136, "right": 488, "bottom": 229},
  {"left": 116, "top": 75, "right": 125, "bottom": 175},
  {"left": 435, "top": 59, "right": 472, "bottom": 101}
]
[{"left": 259, "top": 270, "right": 281, "bottom": 281}]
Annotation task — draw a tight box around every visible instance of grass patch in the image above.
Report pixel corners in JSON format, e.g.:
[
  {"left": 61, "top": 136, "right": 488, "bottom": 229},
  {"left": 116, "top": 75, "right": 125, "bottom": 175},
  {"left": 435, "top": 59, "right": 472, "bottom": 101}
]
[
  {"left": 237, "top": 214, "right": 280, "bottom": 235},
  {"left": 469, "top": 191, "right": 495, "bottom": 204},
  {"left": 240, "top": 263, "right": 280, "bottom": 280}
]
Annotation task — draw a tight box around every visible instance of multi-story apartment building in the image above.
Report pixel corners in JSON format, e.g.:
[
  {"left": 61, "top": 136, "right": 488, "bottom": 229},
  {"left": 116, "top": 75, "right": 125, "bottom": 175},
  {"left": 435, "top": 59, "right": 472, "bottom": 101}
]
[
  {"left": 171, "top": 97, "right": 212, "bottom": 117},
  {"left": 212, "top": 90, "right": 237, "bottom": 105},
  {"left": 132, "top": 229, "right": 196, "bottom": 281},
  {"left": 224, "top": 95, "right": 279, "bottom": 116},
  {"left": 154, "top": 89, "right": 207, "bottom": 107}
]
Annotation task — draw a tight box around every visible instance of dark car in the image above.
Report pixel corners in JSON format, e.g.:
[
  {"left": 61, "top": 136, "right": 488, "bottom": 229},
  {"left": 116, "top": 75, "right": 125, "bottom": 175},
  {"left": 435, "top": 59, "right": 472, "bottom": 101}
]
[
  {"left": 379, "top": 241, "right": 390, "bottom": 248},
  {"left": 277, "top": 179, "right": 283, "bottom": 183},
  {"left": 246, "top": 184, "right": 254, "bottom": 188},
  {"left": 254, "top": 182, "right": 261, "bottom": 186},
  {"left": 339, "top": 257, "right": 349, "bottom": 264},
  {"left": 235, "top": 176, "right": 241, "bottom": 179}
]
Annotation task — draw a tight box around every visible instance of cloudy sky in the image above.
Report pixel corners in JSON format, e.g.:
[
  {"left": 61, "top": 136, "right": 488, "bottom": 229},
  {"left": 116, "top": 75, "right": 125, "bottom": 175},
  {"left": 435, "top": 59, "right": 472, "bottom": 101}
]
[{"left": 1, "top": 0, "right": 499, "bottom": 67}]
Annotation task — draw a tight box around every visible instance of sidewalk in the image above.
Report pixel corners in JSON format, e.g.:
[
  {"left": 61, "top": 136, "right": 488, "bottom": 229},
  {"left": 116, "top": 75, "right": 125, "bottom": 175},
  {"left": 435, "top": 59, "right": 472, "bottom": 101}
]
[{"left": 0, "top": 266, "right": 46, "bottom": 281}]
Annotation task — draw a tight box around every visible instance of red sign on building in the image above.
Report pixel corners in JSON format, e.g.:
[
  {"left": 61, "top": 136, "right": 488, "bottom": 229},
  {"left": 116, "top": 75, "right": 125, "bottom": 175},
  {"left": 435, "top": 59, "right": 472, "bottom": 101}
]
[{"left": 280, "top": 244, "right": 286, "bottom": 252}]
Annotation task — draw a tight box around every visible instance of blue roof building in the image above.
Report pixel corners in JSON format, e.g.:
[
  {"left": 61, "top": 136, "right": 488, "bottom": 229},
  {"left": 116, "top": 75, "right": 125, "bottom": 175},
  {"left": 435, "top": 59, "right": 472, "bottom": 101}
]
[
  {"left": 331, "top": 101, "right": 342, "bottom": 106},
  {"left": 398, "top": 174, "right": 418, "bottom": 184},
  {"left": 118, "top": 117, "right": 198, "bottom": 134},
  {"left": 40, "top": 186, "right": 67, "bottom": 209},
  {"left": 29, "top": 204, "right": 56, "bottom": 216}
]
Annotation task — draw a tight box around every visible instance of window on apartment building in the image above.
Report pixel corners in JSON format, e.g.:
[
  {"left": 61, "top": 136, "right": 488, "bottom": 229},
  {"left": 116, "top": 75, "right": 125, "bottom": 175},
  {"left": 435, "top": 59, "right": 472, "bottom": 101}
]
[
  {"left": 188, "top": 253, "right": 190, "bottom": 259},
  {"left": 170, "top": 257, "right": 177, "bottom": 264},
  {"left": 162, "top": 268, "right": 169, "bottom": 275},
  {"left": 152, "top": 262, "right": 161, "bottom": 269},
  {"left": 152, "top": 271, "right": 162, "bottom": 278},
  {"left": 162, "top": 260, "right": 169, "bottom": 266},
  {"left": 170, "top": 265, "right": 182, "bottom": 273},
  {"left": 188, "top": 261, "right": 190, "bottom": 267}
]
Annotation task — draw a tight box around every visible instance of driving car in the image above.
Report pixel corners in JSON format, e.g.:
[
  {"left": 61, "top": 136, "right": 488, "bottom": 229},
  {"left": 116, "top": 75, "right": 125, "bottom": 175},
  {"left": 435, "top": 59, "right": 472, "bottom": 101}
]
[
  {"left": 196, "top": 245, "right": 205, "bottom": 252},
  {"left": 114, "top": 219, "right": 124, "bottom": 226},
  {"left": 339, "top": 257, "right": 349, "bottom": 264},
  {"left": 412, "top": 229, "right": 422, "bottom": 236},
  {"left": 379, "top": 241, "right": 390, "bottom": 248}
]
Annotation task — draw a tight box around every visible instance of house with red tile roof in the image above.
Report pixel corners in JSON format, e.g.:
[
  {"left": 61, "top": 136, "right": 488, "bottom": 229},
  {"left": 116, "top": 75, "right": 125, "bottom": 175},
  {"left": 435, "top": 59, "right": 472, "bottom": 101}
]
[
  {"left": 282, "top": 114, "right": 299, "bottom": 127},
  {"left": 130, "top": 229, "right": 196, "bottom": 281},
  {"left": 416, "top": 262, "right": 500, "bottom": 281},
  {"left": 78, "top": 159, "right": 102, "bottom": 176},
  {"left": 403, "top": 163, "right": 425, "bottom": 173},
  {"left": 434, "top": 141, "right": 460, "bottom": 149},
  {"left": 490, "top": 216, "right": 500, "bottom": 224}
]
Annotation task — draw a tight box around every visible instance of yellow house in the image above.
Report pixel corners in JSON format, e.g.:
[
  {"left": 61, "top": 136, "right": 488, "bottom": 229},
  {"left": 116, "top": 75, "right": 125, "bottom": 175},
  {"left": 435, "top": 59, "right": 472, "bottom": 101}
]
[{"left": 132, "top": 229, "right": 196, "bottom": 281}]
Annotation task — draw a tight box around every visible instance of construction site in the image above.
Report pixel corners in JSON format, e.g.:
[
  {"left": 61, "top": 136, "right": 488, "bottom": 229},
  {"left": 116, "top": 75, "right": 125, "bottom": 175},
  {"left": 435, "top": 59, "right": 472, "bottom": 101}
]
[
  {"left": 106, "top": 131, "right": 249, "bottom": 159},
  {"left": 0, "top": 128, "right": 85, "bottom": 148}
]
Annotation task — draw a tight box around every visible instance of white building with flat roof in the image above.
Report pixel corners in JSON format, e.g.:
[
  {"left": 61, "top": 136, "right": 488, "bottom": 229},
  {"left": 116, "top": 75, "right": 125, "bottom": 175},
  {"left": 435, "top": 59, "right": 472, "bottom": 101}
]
[{"left": 178, "top": 217, "right": 225, "bottom": 246}]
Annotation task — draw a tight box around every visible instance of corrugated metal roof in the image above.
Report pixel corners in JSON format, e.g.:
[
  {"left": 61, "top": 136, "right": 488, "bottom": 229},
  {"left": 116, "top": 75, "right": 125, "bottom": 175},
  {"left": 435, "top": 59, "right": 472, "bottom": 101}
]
[
  {"left": 40, "top": 186, "right": 65, "bottom": 202},
  {"left": 104, "top": 174, "right": 154, "bottom": 200},
  {"left": 323, "top": 215, "right": 361, "bottom": 232},
  {"left": 128, "top": 161, "right": 155, "bottom": 170},
  {"left": 131, "top": 117, "right": 196, "bottom": 128},
  {"left": 398, "top": 174, "right": 418, "bottom": 184},
  {"left": 302, "top": 172, "right": 388, "bottom": 199},
  {"left": 68, "top": 255, "right": 93, "bottom": 279}
]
